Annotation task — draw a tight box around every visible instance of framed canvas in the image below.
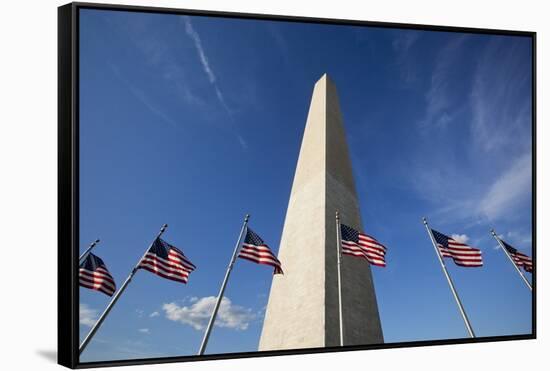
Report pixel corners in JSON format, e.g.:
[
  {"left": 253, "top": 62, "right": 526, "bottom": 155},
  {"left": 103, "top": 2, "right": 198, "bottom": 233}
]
[{"left": 58, "top": 2, "right": 536, "bottom": 368}]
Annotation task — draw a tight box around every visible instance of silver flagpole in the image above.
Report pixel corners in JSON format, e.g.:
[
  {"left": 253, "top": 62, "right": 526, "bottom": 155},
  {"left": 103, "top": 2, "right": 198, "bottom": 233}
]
[
  {"left": 335, "top": 211, "right": 344, "bottom": 346},
  {"left": 198, "top": 214, "right": 249, "bottom": 355},
  {"left": 422, "top": 217, "right": 475, "bottom": 338},
  {"left": 491, "top": 229, "right": 532, "bottom": 291},
  {"left": 79, "top": 239, "right": 101, "bottom": 262},
  {"left": 79, "top": 224, "right": 168, "bottom": 355}
]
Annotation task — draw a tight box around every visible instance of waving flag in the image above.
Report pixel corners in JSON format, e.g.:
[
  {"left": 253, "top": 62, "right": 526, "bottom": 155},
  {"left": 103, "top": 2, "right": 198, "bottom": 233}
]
[
  {"left": 340, "top": 224, "right": 387, "bottom": 267},
  {"left": 139, "top": 238, "right": 196, "bottom": 284},
  {"left": 501, "top": 240, "right": 533, "bottom": 273},
  {"left": 79, "top": 252, "right": 116, "bottom": 296},
  {"left": 431, "top": 229, "right": 483, "bottom": 267},
  {"left": 238, "top": 228, "right": 283, "bottom": 274}
]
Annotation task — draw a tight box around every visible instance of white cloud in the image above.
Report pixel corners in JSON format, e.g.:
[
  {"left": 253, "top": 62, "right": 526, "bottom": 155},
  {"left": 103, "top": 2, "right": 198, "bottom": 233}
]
[
  {"left": 421, "top": 35, "right": 467, "bottom": 128},
  {"left": 267, "top": 24, "right": 291, "bottom": 66},
  {"left": 181, "top": 16, "right": 248, "bottom": 150},
  {"left": 183, "top": 16, "right": 216, "bottom": 84},
  {"left": 110, "top": 63, "right": 178, "bottom": 128},
  {"left": 138, "top": 328, "right": 150, "bottom": 334},
  {"left": 149, "top": 311, "right": 160, "bottom": 318},
  {"left": 491, "top": 231, "right": 531, "bottom": 251},
  {"left": 396, "top": 36, "right": 532, "bottom": 230},
  {"left": 391, "top": 31, "right": 422, "bottom": 84},
  {"left": 162, "top": 296, "right": 255, "bottom": 331},
  {"left": 80, "top": 304, "right": 98, "bottom": 327},
  {"left": 479, "top": 153, "right": 532, "bottom": 220},
  {"left": 214, "top": 86, "right": 231, "bottom": 117},
  {"left": 491, "top": 233, "right": 505, "bottom": 250},
  {"left": 182, "top": 15, "right": 229, "bottom": 114},
  {"left": 470, "top": 39, "right": 532, "bottom": 153},
  {"left": 237, "top": 135, "right": 248, "bottom": 150},
  {"left": 392, "top": 32, "right": 419, "bottom": 53},
  {"left": 451, "top": 234, "right": 469, "bottom": 244},
  {"left": 506, "top": 230, "right": 532, "bottom": 245}
]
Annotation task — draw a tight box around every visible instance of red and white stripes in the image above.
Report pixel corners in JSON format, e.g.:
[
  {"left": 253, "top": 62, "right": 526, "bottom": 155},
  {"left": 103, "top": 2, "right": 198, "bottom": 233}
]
[
  {"left": 341, "top": 233, "right": 387, "bottom": 267},
  {"left": 239, "top": 243, "right": 283, "bottom": 274},
  {"left": 438, "top": 239, "right": 483, "bottom": 267},
  {"left": 79, "top": 266, "right": 116, "bottom": 296},
  {"left": 139, "top": 247, "right": 195, "bottom": 284}
]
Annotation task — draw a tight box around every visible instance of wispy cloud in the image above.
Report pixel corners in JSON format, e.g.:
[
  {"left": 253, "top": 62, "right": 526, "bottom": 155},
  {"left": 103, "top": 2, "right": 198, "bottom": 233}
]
[
  {"left": 479, "top": 153, "right": 532, "bottom": 220},
  {"left": 80, "top": 304, "right": 98, "bottom": 327},
  {"left": 183, "top": 17, "right": 215, "bottom": 84},
  {"left": 404, "top": 36, "right": 532, "bottom": 227},
  {"left": 162, "top": 296, "right": 255, "bottom": 331},
  {"left": 237, "top": 135, "right": 248, "bottom": 150},
  {"left": 214, "top": 87, "right": 232, "bottom": 117},
  {"left": 492, "top": 230, "right": 532, "bottom": 251},
  {"left": 493, "top": 237, "right": 504, "bottom": 250},
  {"left": 392, "top": 31, "right": 422, "bottom": 85},
  {"left": 110, "top": 63, "right": 179, "bottom": 127},
  {"left": 505, "top": 230, "right": 532, "bottom": 246},
  {"left": 267, "top": 23, "right": 291, "bottom": 66},
  {"left": 408, "top": 150, "right": 531, "bottom": 225},
  {"left": 182, "top": 16, "right": 232, "bottom": 117},
  {"left": 470, "top": 39, "right": 532, "bottom": 153},
  {"left": 469, "top": 39, "right": 532, "bottom": 221},
  {"left": 421, "top": 35, "right": 468, "bottom": 128},
  {"left": 149, "top": 311, "right": 160, "bottom": 318},
  {"left": 138, "top": 328, "right": 150, "bottom": 334},
  {"left": 393, "top": 32, "right": 419, "bottom": 52},
  {"left": 102, "top": 15, "right": 211, "bottom": 128},
  {"left": 409, "top": 149, "right": 531, "bottom": 225},
  {"left": 103, "top": 15, "right": 249, "bottom": 150},
  {"left": 182, "top": 16, "right": 247, "bottom": 149}
]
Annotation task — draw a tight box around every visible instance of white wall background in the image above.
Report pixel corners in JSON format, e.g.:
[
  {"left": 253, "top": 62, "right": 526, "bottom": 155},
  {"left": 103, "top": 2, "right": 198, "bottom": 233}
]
[{"left": 0, "top": 0, "right": 546, "bottom": 370}]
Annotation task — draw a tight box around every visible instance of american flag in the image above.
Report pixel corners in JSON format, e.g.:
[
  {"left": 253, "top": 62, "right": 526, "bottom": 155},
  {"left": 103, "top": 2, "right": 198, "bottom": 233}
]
[
  {"left": 431, "top": 229, "right": 483, "bottom": 267},
  {"left": 79, "top": 252, "right": 116, "bottom": 296},
  {"left": 138, "top": 238, "right": 196, "bottom": 284},
  {"left": 340, "top": 223, "right": 387, "bottom": 267},
  {"left": 238, "top": 228, "right": 283, "bottom": 274},
  {"left": 501, "top": 239, "right": 533, "bottom": 273}
]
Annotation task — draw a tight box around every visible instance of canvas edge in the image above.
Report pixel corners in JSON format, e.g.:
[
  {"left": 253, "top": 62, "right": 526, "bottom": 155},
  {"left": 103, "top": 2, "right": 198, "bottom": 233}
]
[
  {"left": 58, "top": 3, "right": 79, "bottom": 369},
  {"left": 56, "top": 2, "right": 537, "bottom": 369}
]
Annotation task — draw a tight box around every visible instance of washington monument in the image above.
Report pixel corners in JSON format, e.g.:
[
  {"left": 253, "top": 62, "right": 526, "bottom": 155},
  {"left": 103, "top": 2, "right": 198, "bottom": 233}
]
[{"left": 259, "top": 74, "right": 384, "bottom": 350}]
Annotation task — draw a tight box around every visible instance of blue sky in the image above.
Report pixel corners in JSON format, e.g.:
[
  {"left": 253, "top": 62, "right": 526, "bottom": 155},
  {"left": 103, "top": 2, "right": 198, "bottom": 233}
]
[{"left": 78, "top": 9, "right": 533, "bottom": 362}]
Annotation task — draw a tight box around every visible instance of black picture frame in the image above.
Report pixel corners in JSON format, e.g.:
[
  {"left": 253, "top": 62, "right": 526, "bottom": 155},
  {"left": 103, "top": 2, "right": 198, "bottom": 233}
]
[{"left": 58, "top": 2, "right": 536, "bottom": 368}]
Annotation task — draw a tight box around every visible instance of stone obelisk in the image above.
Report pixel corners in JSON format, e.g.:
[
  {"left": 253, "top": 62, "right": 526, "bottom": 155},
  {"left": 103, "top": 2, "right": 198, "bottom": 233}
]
[{"left": 259, "top": 74, "right": 383, "bottom": 350}]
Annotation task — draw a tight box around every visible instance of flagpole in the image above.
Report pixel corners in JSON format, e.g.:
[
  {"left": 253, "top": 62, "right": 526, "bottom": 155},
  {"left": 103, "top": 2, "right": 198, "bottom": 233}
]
[
  {"left": 198, "top": 214, "right": 249, "bottom": 355},
  {"left": 422, "top": 217, "right": 475, "bottom": 338},
  {"left": 490, "top": 229, "right": 532, "bottom": 291},
  {"left": 79, "top": 224, "right": 168, "bottom": 355},
  {"left": 79, "top": 239, "right": 101, "bottom": 262},
  {"left": 335, "top": 211, "right": 344, "bottom": 346}
]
